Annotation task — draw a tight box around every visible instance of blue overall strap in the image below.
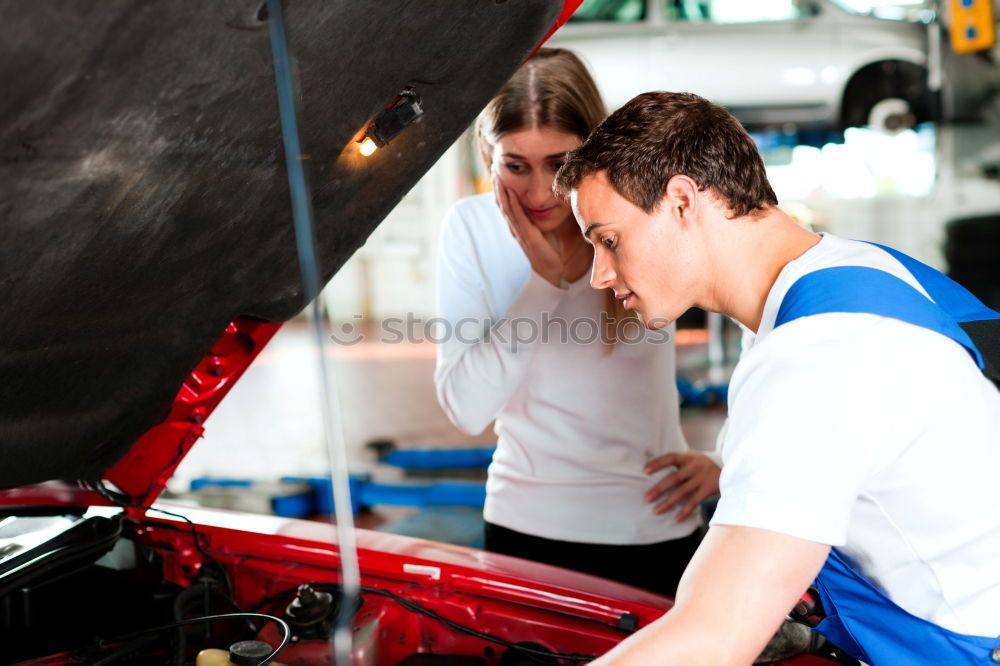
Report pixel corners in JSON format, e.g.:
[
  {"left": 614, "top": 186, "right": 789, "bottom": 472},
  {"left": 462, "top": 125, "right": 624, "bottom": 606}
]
[
  {"left": 866, "top": 242, "right": 1000, "bottom": 383},
  {"left": 812, "top": 549, "right": 1000, "bottom": 666},
  {"left": 866, "top": 242, "right": 1000, "bottom": 325},
  {"left": 775, "top": 265, "right": 986, "bottom": 368}
]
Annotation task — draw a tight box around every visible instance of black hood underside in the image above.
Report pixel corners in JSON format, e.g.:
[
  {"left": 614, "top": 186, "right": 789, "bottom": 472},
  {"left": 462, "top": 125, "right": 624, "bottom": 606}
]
[{"left": 0, "top": 0, "right": 563, "bottom": 488}]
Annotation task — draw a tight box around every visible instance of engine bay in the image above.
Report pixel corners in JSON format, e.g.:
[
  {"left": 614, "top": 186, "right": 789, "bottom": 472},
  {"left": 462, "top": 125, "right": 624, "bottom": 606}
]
[
  {"left": 0, "top": 507, "right": 648, "bottom": 665},
  {"left": 1, "top": 506, "right": 856, "bottom": 666}
]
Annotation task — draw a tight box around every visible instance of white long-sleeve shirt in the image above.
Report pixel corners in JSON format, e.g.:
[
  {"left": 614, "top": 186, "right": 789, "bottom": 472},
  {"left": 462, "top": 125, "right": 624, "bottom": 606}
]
[{"left": 434, "top": 193, "right": 699, "bottom": 544}]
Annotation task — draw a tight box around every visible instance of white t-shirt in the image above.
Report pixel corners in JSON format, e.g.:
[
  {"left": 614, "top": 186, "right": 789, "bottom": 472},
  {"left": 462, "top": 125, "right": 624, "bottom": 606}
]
[
  {"left": 434, "top": 193, "right": 700, "bottom": 544},
  {"left": 711, "top": 233, "right": 1000, "bottom": 636}
]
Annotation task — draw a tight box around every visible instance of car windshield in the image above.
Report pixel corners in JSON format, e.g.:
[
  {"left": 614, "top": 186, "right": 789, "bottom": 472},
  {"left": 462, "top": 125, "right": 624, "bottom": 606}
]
[
  {"left": 568, "top": 0, "right": 646, "bottom": 22},
  {"left": 828, "top": 0, "right": 935, "bottom": 21},
  {"left": 664, "top": 0, "right": 803, "bottom": 23},
  {"left": 568, "top": 0, "right": 807, "bottom": 23}
]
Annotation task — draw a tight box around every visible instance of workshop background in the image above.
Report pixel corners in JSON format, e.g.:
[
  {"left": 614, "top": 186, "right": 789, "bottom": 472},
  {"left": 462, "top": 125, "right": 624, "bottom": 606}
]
[{"left": 166, "top": 0, "right": 1000, "bottom": 547}]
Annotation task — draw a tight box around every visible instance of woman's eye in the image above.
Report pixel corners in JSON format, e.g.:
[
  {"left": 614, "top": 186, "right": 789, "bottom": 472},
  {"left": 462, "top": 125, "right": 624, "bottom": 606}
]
[
  {"left": 601, "top": 235, "right": 616, "bottom": 250},
  {"left": 503, "top": 162, "right": 524, "bottom": 173}
]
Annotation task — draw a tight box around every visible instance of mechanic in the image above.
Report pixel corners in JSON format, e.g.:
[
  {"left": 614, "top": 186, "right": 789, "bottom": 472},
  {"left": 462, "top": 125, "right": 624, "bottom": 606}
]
[
  {"left": 433, "top": 50, "right": 720, "bottom": 597},
  {"left": 554, "top": 91, "right": 1000, "bottom": 664}
]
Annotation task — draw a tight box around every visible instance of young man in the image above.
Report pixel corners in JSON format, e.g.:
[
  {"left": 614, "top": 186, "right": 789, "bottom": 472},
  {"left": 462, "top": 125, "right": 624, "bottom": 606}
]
[{"left": 554, "top": 91, "right": 1000, "bottom": 665}]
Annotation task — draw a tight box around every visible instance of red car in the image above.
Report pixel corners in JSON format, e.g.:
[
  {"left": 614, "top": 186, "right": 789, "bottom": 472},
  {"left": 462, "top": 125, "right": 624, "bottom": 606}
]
[{"left": 1, "top": 2, "right": 845, "bottom": 664}]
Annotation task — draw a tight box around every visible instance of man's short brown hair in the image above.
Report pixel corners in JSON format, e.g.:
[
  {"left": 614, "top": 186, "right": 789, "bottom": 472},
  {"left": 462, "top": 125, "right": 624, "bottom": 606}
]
[{"left": 554, "top": 91, "right": 777, "bottom": 217}]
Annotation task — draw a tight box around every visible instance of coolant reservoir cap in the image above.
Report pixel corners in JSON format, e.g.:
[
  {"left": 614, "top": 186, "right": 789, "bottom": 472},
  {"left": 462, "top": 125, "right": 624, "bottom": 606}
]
[{"left": 229, "top": 640, "right": 273, "bottom": 665}]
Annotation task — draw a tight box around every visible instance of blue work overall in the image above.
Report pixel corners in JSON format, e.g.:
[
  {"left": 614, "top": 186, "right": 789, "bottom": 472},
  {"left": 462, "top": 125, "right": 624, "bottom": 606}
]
[{"left": 774, "top": 243, "right": 1000, "bottom": 666}]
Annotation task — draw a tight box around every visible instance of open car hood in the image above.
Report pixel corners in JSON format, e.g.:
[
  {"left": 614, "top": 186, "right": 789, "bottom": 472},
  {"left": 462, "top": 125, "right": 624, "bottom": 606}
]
[{"left": 0, "top": 0, "right": 578, "bottom": 506}]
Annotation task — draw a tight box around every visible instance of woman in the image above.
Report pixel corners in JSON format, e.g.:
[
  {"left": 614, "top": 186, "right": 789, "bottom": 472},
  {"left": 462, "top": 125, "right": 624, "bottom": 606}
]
[{"left": 433, "top": 48, "right": 719, "bottom": 597}]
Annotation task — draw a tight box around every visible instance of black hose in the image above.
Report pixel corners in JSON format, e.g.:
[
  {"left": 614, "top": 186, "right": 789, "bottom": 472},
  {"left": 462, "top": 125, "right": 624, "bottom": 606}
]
[{"left": 96, "top": 612, "right": 290, "bottom": 666}]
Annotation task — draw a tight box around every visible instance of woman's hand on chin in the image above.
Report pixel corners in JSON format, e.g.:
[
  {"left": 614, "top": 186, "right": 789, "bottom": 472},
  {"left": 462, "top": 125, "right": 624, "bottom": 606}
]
[{"left": 493, "top": 169, "right": 565, "bottom": 287}]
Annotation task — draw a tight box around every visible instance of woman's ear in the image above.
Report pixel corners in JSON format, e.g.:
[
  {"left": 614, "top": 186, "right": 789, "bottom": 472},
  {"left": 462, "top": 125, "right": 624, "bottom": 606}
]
[{"left": 664, "top": 175, "right": 699, "bottom": 226}]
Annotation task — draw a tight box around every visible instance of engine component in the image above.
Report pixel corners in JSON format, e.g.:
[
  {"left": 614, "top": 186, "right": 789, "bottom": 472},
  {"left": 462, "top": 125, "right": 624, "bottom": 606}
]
[
  {"left": 285, "top": 584, "right": 334, "bottom": 639},
  {"left": 196, "top": 640, "right": 286, "bottom": 666},
  {"left": 230, "top": 640, "right": 276, "bottom": 665}
]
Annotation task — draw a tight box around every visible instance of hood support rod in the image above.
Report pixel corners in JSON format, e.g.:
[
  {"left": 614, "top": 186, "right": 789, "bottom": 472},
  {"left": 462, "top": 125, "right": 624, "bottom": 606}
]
[{"left": 267, "top": 1, "right": 361, "bottom": 662}]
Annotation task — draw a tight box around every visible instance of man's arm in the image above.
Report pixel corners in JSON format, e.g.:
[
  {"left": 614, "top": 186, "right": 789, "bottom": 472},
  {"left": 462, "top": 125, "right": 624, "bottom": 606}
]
[{"left": 592, "top": 525, "right": 830, "bottom": 665}]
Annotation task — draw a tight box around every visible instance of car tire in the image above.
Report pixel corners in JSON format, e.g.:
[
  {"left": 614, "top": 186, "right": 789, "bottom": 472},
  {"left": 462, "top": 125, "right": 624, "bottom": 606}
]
[
  {"left": 841, "top": 60, "right": 931, "bottom": 133},
  {"left": 867, "top": 97, "right": 916, "bottom": 135}
]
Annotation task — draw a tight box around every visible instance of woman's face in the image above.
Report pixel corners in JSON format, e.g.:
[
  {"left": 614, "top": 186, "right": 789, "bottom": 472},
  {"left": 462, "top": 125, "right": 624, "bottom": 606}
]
[{"left": 492, "top": 127, "right": 582, "bottom": 233}]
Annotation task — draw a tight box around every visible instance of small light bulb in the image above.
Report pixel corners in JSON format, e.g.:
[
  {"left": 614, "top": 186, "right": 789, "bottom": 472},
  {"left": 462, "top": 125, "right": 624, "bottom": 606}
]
[{"left": 358, "top": 137, "right": 378, "bottom": 157}]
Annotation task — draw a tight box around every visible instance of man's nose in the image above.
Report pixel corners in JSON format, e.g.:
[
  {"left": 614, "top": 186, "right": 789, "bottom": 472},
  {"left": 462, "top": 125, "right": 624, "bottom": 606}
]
[{"left": 590, "top": 251, "right": 615, "bottom": 290}]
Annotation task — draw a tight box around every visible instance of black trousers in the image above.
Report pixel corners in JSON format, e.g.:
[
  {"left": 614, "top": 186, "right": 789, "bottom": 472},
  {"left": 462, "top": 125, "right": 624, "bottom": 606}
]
[{"left": 484, "top": 521, "right": 702, "bottom": 598}]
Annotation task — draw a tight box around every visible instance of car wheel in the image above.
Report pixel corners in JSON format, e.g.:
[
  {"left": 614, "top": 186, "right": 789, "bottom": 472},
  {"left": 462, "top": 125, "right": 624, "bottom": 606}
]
[
  {"left": 867, "top": 97, "right": 916, "bottom": 135},
  {"left": 841, "top": 60, "right": 930, "bottom": 133}
]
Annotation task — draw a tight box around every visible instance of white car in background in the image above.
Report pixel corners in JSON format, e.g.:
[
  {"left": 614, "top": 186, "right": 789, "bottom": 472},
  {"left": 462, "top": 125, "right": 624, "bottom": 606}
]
[{"left": 550, "top": 0, "right": 1000, "bottom": 138}]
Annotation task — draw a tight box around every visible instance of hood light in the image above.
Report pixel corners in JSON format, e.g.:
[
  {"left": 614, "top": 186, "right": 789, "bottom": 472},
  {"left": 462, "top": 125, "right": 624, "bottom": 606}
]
[
  {"left": 358, "top": 137, "right": 378, "bottom": 156},
  {"left": 356, "top": 88, "right": 423, "bottom": 157}
]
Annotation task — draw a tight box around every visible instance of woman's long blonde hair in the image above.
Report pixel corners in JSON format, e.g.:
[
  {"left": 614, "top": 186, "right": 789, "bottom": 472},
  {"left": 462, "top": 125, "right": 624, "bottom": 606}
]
[{"left": 476, "top": 48, "right": 630, "bottom": 346}]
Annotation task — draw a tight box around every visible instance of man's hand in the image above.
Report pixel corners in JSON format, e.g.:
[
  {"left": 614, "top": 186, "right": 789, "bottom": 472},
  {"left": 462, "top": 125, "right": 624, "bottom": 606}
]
[
  {"left": 493, "top": 169, "right": 564, "bottom": 287},
  {"left": 645, "top": 452, "right": 721, "bottom": 521},
  {"left": 589, "top": 526, "right": 831, "bottom": 665}
]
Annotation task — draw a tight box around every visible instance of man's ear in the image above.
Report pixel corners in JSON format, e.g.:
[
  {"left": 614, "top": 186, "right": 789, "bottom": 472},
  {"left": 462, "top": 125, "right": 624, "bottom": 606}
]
[{"left": 664, "top": 175, "right": 700, "bottom": 227}]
